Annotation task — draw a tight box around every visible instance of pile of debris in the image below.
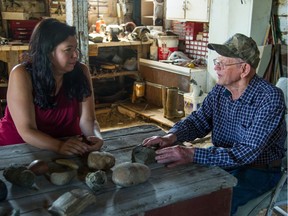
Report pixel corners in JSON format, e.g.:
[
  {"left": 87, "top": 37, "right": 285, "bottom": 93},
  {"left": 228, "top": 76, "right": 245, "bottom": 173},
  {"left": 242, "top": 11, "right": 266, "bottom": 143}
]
[{"left": 96, "top": 105, "right": 146, "bottom": 131}]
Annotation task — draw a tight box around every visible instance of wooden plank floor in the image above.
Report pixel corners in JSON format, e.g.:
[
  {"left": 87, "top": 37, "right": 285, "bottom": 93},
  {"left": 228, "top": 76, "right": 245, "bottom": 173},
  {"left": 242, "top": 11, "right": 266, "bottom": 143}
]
[{"left": 118, "top": 101, "right": 184, "bottom": 128}]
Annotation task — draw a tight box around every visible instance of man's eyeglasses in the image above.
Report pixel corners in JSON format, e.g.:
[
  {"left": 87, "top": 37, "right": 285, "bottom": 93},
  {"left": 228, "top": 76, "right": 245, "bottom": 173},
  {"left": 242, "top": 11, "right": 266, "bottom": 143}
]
[{"left": 213, "top": 59, "right": 245, "bottom": 69}]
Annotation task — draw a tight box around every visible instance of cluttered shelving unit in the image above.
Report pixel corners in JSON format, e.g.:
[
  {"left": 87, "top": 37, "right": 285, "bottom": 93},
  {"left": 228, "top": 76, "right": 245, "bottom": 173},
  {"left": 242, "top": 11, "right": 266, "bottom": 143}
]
[
  {"left": 88, "top": 40, "right": 151, "bottom": 80},
  {"left": 88, "top": 40, "right": 152, "bottom": 105},
  {"left": 141, "top": 0, "right": 154, "bottom": 25}
]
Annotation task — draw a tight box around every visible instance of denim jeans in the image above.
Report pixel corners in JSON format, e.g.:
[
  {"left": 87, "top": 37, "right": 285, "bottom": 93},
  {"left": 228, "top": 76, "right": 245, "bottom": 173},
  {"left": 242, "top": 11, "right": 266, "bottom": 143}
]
[{"left": 226, "top": 167, "right": 282, "bottom": 215}]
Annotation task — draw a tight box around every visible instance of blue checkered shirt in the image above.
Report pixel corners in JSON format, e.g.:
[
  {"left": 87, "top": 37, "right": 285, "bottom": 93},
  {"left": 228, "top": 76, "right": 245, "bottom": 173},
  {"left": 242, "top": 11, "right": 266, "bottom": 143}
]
[{"left": 169, "top": 75, "right": 287, "bottom": 168}]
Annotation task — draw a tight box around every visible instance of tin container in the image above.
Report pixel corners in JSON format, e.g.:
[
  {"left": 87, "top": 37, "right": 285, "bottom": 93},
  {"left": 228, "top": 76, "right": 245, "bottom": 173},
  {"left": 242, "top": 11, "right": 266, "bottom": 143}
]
[{"left": 134, "top": 81, "right": 145, "bottom": 97}]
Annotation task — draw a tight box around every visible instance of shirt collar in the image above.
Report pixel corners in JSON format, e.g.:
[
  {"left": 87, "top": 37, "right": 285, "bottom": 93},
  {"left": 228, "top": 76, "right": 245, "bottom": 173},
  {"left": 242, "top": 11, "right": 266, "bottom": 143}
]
[{"left": 223, "top": 75, "right": 259, "bottom": 104}]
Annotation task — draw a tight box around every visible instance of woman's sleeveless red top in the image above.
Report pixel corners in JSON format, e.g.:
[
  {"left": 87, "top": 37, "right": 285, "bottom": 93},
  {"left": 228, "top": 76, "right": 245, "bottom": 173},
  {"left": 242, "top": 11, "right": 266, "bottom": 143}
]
[{"left": 0, "top": 87, "right": 81, "bottom": 145}]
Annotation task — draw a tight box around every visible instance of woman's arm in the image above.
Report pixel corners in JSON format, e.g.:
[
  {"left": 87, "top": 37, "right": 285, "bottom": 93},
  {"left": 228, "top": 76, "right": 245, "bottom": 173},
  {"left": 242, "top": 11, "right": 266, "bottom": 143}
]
[
  {"left": 78, "top": 63, "right": 103, "bottom": 151},
  {"left": 7, "top": 64, "right": 89, "bottom": 155}
]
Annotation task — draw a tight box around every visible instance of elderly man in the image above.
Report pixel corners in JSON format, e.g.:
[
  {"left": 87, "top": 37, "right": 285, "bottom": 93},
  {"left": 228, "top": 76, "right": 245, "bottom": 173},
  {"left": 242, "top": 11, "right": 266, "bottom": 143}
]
[{"left": 142, "top": 33, "right": 287, "bottom": 214}]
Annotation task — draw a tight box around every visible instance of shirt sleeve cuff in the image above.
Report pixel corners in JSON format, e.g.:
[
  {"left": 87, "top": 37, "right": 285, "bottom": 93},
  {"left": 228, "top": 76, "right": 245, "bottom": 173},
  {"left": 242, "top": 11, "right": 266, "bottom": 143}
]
[
  {"left": 168, "top": 128, "right": 188, "bottom": 142},
  {"left": 193, "top": 147, "right": 210, "bottom": 164}
]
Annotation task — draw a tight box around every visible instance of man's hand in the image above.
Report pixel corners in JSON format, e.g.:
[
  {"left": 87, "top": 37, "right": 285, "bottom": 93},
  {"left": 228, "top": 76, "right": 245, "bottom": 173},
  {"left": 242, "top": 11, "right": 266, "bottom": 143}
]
[
  {"left": 142, "top": 133, "right": 177, "bottom": 149},
  {"left": 155, "top": 145, "right": 195, "bottom": 168}
]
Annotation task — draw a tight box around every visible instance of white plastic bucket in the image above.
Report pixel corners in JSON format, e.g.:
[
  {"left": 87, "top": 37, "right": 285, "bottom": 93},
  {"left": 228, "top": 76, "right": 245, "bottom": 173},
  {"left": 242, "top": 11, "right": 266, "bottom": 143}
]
[
  {"left": 183, "top": 93, "right": 207, "bottom": 115},
  {"left": 157, "top": 36, "right": 179, "bottom": 60}
]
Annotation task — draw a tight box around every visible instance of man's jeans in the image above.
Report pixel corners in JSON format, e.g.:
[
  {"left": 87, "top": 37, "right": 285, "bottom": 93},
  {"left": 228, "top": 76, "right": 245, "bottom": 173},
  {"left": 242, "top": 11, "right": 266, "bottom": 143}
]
[{"left": 226, "top": 167, "right": 282, "bottom": 215}]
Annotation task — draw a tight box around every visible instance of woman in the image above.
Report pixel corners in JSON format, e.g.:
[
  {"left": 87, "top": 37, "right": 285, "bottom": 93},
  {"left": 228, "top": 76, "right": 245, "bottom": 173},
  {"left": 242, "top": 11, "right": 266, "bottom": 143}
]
[{"left": 0, "top": 18, "right": 103, "bottom": 155}]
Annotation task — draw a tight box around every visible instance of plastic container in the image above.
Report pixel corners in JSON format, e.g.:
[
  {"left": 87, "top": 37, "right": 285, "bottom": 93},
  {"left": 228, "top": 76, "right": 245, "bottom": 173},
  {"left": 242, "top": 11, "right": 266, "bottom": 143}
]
[
  {"left": 150, "top": 39, "right": 158, "bottom": 60},
  {"left": 96, "top": 15, "right": 105, "bottom": 33},
  {"left": 157, "top": 36, "right": 179, "bottom": 60}
]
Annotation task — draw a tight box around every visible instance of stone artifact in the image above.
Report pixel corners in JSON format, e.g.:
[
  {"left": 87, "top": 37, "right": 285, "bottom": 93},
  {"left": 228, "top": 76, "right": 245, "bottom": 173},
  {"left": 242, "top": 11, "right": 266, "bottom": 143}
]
[
  {"left": 85, "top": 170, "right": 107, "bottom": 192},
  {"left": 55, "top": 159, "right": 79, "bottom": 170},
  {"left": 0, "top": 179, "right": 8, "bottom": 201},
  {"left": 49, "top": 169, "right": 77, "bottom": 186},
  {"left": 48, "top": 188, "right": 96, "bottom": 216},
  {"left": 112, "top": 162, "right": 151, "bottom": 187},
  {"left": 87, "top": 151, "right": 115, "bottom": 170},
  {"left": 3, "top": 165, "right": 35, "bottom": 188},
  {"left": 27, "top": 159, "right": 49, "bottom": 176},
  {"left": 131, "top": 145, "right": 157, "bottom": 165},
  {"left": 48, "top": 162, "right": 77, "bottom": 186}
]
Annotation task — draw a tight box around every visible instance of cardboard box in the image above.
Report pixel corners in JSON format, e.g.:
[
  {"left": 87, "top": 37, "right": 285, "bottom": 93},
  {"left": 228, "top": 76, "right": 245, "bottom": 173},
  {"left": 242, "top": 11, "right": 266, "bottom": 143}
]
[{"left": 1, "top": 12, "right": 30, "bottom": 20}]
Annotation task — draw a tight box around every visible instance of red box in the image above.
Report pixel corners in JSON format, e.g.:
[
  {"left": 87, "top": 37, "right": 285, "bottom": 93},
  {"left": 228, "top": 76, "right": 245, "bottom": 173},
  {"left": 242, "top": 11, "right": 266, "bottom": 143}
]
[
  {"left": 9, "top": 20, "right": 40, "bottom": 42},
  {"left": 158, "top": 47, "right": 178, "bottom": 60},
  {"left": 185, "top": 22, "right": 203, "bottom": 39}
]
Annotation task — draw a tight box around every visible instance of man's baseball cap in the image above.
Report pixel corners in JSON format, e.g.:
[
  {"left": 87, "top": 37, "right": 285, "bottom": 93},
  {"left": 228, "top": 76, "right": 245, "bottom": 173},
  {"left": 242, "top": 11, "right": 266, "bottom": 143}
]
[{"left": 208, "top": 33, "right": 260, "bottom": 69}]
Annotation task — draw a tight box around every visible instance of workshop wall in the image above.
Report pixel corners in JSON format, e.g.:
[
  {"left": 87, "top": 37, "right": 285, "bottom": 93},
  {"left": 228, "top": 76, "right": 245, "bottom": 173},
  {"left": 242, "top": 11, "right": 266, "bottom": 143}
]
[
  {"left": 0, "top": 0, "right": 47, "bottom": 39},
  {"left": 0, "top": 0, "right": 47, "bottom": 19},
  {"left": 88, "top": 0, "right": 134, "bottom": 31},
  {"left": 49, "top": 0, "right": 66, "bottom": 22}
]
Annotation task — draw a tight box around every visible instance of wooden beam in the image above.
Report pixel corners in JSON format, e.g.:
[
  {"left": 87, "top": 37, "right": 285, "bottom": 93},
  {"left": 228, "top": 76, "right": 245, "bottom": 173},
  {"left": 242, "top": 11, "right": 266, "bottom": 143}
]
[{"left": 66, "top": 0, "right": 89, "bottom": 65}]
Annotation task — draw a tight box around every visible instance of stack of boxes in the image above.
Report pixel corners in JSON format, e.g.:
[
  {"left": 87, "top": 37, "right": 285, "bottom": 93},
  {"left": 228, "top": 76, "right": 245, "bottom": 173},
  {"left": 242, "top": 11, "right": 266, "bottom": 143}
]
[
  {"left": 171, "top": 22, "right": 186, "bottom": 40},
  {"left": 8, "top": 20, "right": 40, "bottom": 42},
  {"left": 172, "top": 21, "right": 209, "bottom": 61},
  {"left": 186, "top": 31, "right": 209, "bottom": 60}
]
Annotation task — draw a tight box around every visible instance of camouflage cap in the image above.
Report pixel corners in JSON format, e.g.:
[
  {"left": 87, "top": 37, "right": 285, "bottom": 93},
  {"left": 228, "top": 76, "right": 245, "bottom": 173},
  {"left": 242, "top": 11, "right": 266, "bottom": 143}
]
[{"left": 208, "top": 33, "right": 260, "bottom": 69}]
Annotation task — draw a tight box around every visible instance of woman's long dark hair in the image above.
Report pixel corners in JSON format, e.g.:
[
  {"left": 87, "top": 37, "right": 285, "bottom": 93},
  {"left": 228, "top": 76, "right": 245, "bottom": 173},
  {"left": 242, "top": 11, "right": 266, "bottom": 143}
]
[{"left": 27, "top": 18, "right": 91, "bottom": 109}]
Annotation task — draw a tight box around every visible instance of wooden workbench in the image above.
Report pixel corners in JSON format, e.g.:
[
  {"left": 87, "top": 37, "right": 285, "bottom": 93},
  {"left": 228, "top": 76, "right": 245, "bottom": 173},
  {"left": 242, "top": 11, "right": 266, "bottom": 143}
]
[{"left": 0, "top": 124, "right": 237, "bottom": 216}]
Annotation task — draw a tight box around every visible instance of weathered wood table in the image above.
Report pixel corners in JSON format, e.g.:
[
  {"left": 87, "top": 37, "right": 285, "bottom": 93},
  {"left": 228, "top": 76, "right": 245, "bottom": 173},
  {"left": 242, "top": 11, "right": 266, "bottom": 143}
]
[{"left": 0, "top": 124, "right": 237, "bottom": 216}]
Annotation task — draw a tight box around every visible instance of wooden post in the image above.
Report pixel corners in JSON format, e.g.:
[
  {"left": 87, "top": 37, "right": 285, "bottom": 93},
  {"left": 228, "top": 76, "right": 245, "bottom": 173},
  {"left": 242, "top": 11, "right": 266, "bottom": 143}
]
[{"left": 66, "top": 0, "right": 89, "bottom": 65}]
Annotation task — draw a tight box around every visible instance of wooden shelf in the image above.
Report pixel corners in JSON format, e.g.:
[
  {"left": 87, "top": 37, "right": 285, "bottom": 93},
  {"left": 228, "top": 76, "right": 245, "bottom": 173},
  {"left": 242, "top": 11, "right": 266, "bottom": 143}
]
[
  {"left": 91, "top": 70, "right": 139, "bottom": 79},
  {"left": 89, "top": 41, "right": 151, "bottom": 47},
  {"left": 141, "top": 0, "right": 154, "bottom": 25},
  {"left": 0, "top": 83, "right": 8, "bottom": 87},
  {"left": 139, "top": 58, "right": 206, "bottom": 76},
  {"left": 88, "top": 41, "right": 151, "bottom": 56},
  {"left": 0, "top": 44, "right": 29, "bottom": 51},
  {"left": 143, "top": 15, "right": 154, "bottom": 19},
  {"left": 1, "top": 12, "right": 30, "bottom": 20},
  {"left": 89, "top": 41, "right": 151, "bottom": 81}
]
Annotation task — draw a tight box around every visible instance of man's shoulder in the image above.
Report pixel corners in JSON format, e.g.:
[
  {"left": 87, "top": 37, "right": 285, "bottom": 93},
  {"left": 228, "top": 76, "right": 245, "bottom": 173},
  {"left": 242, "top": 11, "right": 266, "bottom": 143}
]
[
  {"left": 253, "top": 76, "right": 281, "bottom": 95},
  {"left": 251, "top": 76, "right": 285, "bottom": 107}
]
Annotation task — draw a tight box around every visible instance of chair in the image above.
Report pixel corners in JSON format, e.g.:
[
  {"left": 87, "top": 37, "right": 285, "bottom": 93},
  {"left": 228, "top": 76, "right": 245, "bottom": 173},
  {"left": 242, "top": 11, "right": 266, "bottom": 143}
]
[{"left": 234, "top": 77, "right": 288, "bottom": 216}]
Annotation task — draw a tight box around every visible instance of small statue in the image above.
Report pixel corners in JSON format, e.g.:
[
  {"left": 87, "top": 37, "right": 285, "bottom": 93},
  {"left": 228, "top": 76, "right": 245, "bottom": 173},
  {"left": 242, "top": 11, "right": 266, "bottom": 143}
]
[{"left": 190, "top": 79, "right": 203, "bottom": 97}]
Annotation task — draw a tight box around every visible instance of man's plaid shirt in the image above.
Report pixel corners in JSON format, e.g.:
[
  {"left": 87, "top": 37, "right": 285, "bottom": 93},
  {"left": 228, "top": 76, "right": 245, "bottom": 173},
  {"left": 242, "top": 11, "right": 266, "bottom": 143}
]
[{"left": 169, "top": 75, "right": 287, "bottom": 168}]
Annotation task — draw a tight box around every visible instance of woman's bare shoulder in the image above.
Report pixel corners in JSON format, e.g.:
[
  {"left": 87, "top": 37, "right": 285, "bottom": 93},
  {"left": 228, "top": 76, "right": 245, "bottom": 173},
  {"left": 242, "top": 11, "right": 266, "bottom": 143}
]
[
  {"left": 9, "top": 64, "right": 32, "bottom": 84},
  {"left": 10, "top": 64, "right": 29, "bottom": 74}
]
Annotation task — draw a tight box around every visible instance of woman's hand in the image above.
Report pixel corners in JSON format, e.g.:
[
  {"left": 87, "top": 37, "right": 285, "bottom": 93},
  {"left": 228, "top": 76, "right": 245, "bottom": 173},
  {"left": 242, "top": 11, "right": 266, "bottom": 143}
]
[
  {"left": 85, "top": 136, "right": 104, "bottom": 152},
  {"left": 142, "top": 133, "right": 177, "bottom": 149},
  {"left": 58, "top": 137, "right": 91, "bottom": 155},
  {"left": 58, "top": 136, "right": 103, "bottom": 155},
  {"left": 155, "top": 145, "right": 195, "bottom": 168}
]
